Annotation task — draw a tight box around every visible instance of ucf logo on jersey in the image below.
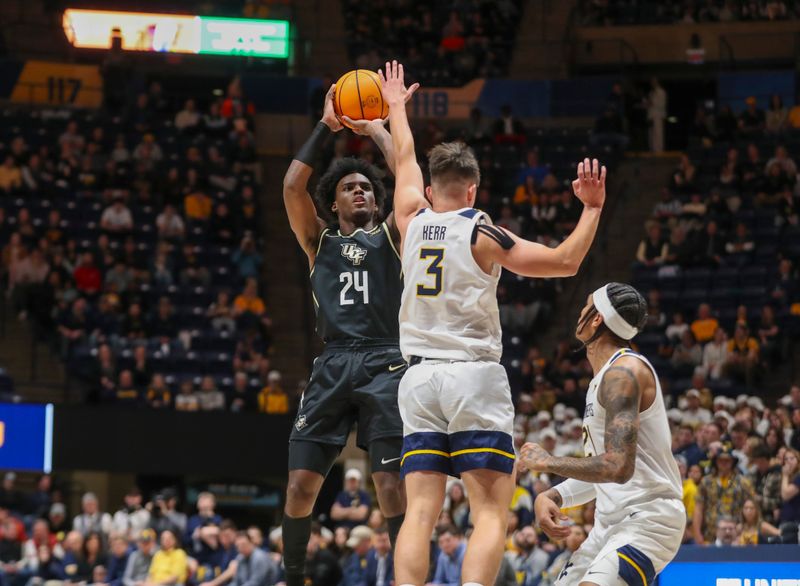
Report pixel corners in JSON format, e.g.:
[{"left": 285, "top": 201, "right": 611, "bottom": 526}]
[{"left": 341, "top": 243, "right": 368, "bottom": 266}]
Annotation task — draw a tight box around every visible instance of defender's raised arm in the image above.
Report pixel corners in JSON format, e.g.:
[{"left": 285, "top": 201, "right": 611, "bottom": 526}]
[
  {"left": 473, "top": 158, "right": 606, "bottom": 277},
  {"left": 379, "top": 61, "right": 428, "bottom": 242}
]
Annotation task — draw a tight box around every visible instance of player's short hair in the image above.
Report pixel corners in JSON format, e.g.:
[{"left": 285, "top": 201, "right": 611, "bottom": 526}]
[
  {"left": 314, "top": 157, "right": 386, "bottom": 223},
  {"left": 428, "top": 142, "right": 480, "bottom": 186}
]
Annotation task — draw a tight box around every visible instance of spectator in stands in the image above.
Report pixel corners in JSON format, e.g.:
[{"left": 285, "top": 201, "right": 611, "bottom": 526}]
[
  {"left": 635, "top": 223, "right": 668, "bottom": 266},
  {"left": 59, "top": 121, "right": 85, "bottom": 153},
  {"left": 233, "top": 278, "right": 270, "bottom": 334},
  {"left": 739, "top": 97, "right": 766, "bottom": 137},
  {"left": 156, "top": 205, "right": 186, "bottom": 241},
  {"left": 779, "top": 448, "right": 800, "bottom": 532},
  {"left": 683, "top": 389, "right": 712, "bottom": 426},
  {"left": 362, "top": 526, "right": 392, "bottom": 586},
  {"left": 84, "top": 531, "right": 107, "bottom": 576},
  {"left": 713, "top": 104, "right": 738, "bottom": 142},
  {"left": 57, "top": 297, "right": 92, "bottom": 357},
  {"left": 175, "top": 99, "right": 201, "bottom": 133},
  {"left": 113, "top": 487, "right": 150, "bottom": 540},
  {"left": 61, "top": 530, "right": 92, "bottom": 583},
  {"left": 10, "top": 248, "right": 49, "bottom": 319},
  {"left": 257, "top": 370, "right": 288, "bottom": 414},
  {"left": 229, "top": 373, "right": 255, "bottom": 413},
  {"left": 0, "top": 156, "right": 22, "bottom": 194},
  {"left": 185, "top": 189, "right": 213, "bottom": 223},
  {"left": 148, "top": 297, "right": 178, "bottom": 344},
  {"left": 147, "top": 529, "right": 188, "bottom": 586},
  {"left": 508, "top": 525, "right": 548, "bottom": 586},
  {"left": 175, "top": 380, "right": 200, "bottom": 412},
  {"left": 767, "top": 95, "right": 789, "bottom": 134},
  {"left": 340, "top": 525, "right": 373, "bottom": 586},
  {"left": 539, "top": 525, "right": 586, "bottom": 585},
  {"left": 187, "top": 493, "right": 222, "bottom": 545},
  {"left": 464, "top": 107, "right": 491, "bottom": 145},
  {"left": 740, "top": 144, "right": 765, "bottom": 193},
  {"left": 493, "top": 105, "right": 525, "bottom": 144},
  {"left": 49, "top": 503, "right": 69, "bottom": 535},
  {"left": 749, "top": 443, "right": 782, "bottom": 523},
  {"left": 674, "top": 423, "right": 704, "bottom": 467},
  {"left": 198, "top": 376, "right": 226, "bottom": 411},
  {"left": 691, "top": 303, "right": 719, "bottom": 343},
  {"left": 757, "top": 305, "right": 781, "bottom": 365},
  {"left": 724, "top": 324, "right": 760, "bottom": 388},
  {"left": 179, "top": 244, "right": 210, "bottom": 287},
  {"left": 725, "top": 222, "right": 755, "bottom": 256},
  {"left": 305, "top": 523, "right": 341, "bottom": 586},
  {"left": 430, "top": 526, "right": 465, "bottom": 586},
  {"left": 647, "top": 78, "right": 667, "bottom": 152},
  {"left": 0, "top": 519, "right": 23, "bottom": 575},
  {"left": 693, "top": 447, "right": 755, "bottom": 544},
  {"left": 737, "top": 497, "right": 780, "bottom": 545},
  {"left": 148, "top": 491, "right": 187, "bottom": 538},
  {"left": 713, "top": 516, "right": 737, "bottom": 547},
  {"left": 132, "top": 134, "right": 164, "bottom": 167},
  {"left": 210, "top": 204, "right": 237, "bottom": 245},
  {"left": 702, "top": 327, "right": 729, "bottom": 380},
  {"left": 111, "top": 369, "right": 139, "bottom": 403},
  {"left": 73, "top": 252, "right": 102, "bottom": 296},
  {"left": 671, "top": 330, "right": 703, "bottom": 376},
  {"left": 146, "top": 374, "right": 172, "bottom": 409},
  {"left": 230, "top": 530, "right": 276, "bottom": 586},
  {"left": 232, "top": 236, "right": 263, "bottom": 280},
  {"left": 208, "top": 290, "right": 236, "bottom": 334},
  {"left": 331, "top": 469, "right": 371, "bottom": 530},
  {"left": 30, "top": 544, "right": 65, "bottom": 584},
  {"left": 105, "top": 535, "right": 131, "bottom": 586}
]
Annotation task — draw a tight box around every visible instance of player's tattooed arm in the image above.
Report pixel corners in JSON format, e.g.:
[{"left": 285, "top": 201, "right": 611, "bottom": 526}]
[{"left": 520, "top": 365, "right": 641, "bottom": 484}]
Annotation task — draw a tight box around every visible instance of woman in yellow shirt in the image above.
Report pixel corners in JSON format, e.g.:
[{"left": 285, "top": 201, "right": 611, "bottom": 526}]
[{"left": 147, "top": 530, "right": 188, "bottom": 585}]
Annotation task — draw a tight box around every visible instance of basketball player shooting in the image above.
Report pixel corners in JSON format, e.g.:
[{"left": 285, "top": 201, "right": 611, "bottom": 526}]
[
  {"left": 281, "top": 80, "right": 416, "bottom": 586},
  {"left": 520, "top": 283, "right": 686, "bottom": 586},
  {"left": 379, "top": 60, "right": 606, "bottom": 586}
]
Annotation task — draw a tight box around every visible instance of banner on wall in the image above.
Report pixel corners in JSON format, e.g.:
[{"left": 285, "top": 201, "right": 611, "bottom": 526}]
[{"left": 8, "top": 60, "right": 103, "bottom": 108}]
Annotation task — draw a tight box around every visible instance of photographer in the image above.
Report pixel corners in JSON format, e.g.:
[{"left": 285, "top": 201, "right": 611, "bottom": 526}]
[{"left": 148, "top": 490, "right": 187, "bottom": 538}]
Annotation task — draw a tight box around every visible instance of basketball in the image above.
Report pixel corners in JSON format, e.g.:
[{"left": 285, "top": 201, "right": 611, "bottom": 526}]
[{"left": 333, "top": 69, "right": 388, "bottom": 129}]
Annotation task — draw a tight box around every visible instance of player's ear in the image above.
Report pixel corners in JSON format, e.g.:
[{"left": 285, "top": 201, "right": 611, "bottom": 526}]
[
  {"left": 467, "top": 183, "right": 477, "bottom": 207},
  {"left": 592, "top": 312, "right": 604, "bottom": 331},
  {"left": 331, "top": 202, "right": 338, "bottom": 212},
  {"left": 425, "top": 185, "right": 432, "bottom": 200}
]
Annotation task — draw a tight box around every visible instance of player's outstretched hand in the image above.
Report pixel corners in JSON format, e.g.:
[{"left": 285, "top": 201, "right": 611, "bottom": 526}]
[
  {"left": 571, "top": 158, "right": 606, "bottom": 210},
  {"left": 534, "top": 492, "right": 571, "bottom": 540},
  {"left": 379, "top": 60, "right": 420, "bottom": 107},
  {"left": 519, "top": 442, "right": 552, "bottom": 472},
  {"left": 321, "top": 84, "right": 343, "bottom": 132}
]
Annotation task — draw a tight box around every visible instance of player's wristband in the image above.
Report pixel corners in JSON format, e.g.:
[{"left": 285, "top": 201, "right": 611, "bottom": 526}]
[{"left": 295, "top": 121, "right": 333, "bottom": 167}]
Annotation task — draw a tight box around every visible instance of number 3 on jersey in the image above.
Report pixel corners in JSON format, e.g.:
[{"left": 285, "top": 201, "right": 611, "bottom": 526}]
[
  {"left": 417, "top": 248, "right": 444, "bottom": 296},
  {"left": 339, "top": 271, "right": 369, "bottom": 305}
]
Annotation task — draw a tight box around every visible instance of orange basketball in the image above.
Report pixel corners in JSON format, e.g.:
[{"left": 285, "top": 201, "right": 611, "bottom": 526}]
[{"left": 333, "top": 70, "right": 389, "bottom": 130}]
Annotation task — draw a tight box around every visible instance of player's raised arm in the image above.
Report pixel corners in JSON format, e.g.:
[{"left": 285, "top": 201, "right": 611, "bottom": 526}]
[
  {"left": 379, "top": 61, "right": 430, "bottom": 242},
  {"left": 474, "top": 158, "right": 605, "bottom": 278},
  {"left": 519, "top": 357, "right": 650, "bottom": 484},
  {"left": 282, "top": 84, "right": 339, "bottom": 264}
]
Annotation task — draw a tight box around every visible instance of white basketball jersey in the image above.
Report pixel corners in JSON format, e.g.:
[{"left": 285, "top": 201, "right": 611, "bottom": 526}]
[
  {"left": 399, "top": 208, "right": 502, "bottom": 363},
  {"left": 582, "top": 349, "right": 682, "bottom": 519}
]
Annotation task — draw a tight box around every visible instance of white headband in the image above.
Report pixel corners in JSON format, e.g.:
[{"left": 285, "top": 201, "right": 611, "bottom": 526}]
[{"left": 592, "top": 284, "right": 639, "bottom": 340}]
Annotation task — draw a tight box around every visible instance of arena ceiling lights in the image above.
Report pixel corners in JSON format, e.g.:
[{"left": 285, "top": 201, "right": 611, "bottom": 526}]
[{"left": 62, "top": 8, "right": 290, "bottom": 58}]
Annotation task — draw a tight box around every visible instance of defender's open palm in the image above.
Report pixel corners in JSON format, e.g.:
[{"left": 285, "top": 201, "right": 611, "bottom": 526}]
[
  {"left": 379, "top": 60, "right": 418, "bottom": 107},
  {"left": 572, "top": 158, "right": 606, "bottom": 210}
]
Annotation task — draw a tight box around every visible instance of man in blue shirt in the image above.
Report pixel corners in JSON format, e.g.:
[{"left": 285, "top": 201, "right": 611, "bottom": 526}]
[
  {"left": 330, "top": 470, "right": 371, "bottom": 530},
  {"left": 516, "top": 150, "right": 550, "bottom": 188},
  {"left": 431, "top": 526, "right": 466, "bottom": 586},
  {"left": 186, "top": 492, "right": 222, "bottom": 544},
  {"left": 340, "top": 525, "right": 373, "bottom": 586}
]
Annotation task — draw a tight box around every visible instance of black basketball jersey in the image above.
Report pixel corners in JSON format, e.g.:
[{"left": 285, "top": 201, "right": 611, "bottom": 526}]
[{"left": 310, "top": 222, "right": 403, "bottom": 342}]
